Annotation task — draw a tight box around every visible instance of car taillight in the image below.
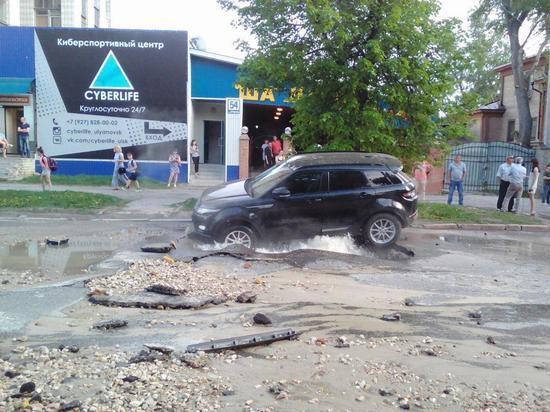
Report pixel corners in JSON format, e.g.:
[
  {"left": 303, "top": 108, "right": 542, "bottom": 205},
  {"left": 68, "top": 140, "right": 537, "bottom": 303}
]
[{"left": 402, "top": 190, "right": 416, "bottom": 200}]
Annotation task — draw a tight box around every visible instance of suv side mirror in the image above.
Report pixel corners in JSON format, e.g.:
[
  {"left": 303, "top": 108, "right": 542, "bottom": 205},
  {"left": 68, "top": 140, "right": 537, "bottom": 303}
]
[{"left": 272, "top": 187, "right": 291, "bottom": 199}]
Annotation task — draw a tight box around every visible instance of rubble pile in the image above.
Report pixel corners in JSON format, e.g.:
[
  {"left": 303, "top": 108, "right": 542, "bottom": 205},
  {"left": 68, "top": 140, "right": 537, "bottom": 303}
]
[{"left": 87, "top": 259, "right": 268, "bottom": 302}]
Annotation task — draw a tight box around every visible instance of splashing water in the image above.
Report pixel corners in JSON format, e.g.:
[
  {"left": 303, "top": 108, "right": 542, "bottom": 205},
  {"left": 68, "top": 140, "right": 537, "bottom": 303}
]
[{"left": 196, "top": 235, "right": 370, "bottom": 257}]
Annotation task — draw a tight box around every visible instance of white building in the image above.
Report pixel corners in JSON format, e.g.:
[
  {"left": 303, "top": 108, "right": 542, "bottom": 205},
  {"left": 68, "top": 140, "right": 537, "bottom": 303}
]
[{"left": 0, "top": 0, "right": 111, "bottom": 28}]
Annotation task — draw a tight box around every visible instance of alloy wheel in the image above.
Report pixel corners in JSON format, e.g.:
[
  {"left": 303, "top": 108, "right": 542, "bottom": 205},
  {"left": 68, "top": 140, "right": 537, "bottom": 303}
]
[
  {"left": 224, "top": 230, "right": 252, "bottom": 248},
  {"left": 369, "top": 218, "right": 396, "bottom": 245}
]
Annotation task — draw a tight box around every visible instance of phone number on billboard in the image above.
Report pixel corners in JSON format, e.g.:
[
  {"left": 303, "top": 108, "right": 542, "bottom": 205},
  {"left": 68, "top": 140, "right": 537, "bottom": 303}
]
[{"left": 67, "top": 119, "right": 119, "bottom": 126}]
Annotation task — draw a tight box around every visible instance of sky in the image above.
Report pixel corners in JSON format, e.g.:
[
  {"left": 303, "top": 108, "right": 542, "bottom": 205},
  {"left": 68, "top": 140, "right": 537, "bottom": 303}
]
[{"left": 111, "top": 0, "right": 537, "bottom": 57}]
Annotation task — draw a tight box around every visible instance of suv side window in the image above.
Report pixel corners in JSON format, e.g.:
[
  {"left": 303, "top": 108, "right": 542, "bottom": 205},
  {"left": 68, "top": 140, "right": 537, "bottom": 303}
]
[
  {"left": 365, "top": 170, "right": 399, "bottom": 187},
  {"left": 286, "top": 171, "right": 323, "bottom": 195},
  {"left": 329, "top": 170, "right": 367, "bottom": 191}
]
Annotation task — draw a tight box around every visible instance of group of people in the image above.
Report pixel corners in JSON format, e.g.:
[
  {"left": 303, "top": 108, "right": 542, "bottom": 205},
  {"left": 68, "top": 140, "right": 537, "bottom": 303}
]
[
  {"left": 445, "top": 153, "right": 547, "bottom": 216},
  {"left": 261, "top": 136, "right": 284, "bottom": 168},
  {"left": 111, "top": 145, "right": 141, "bottom": 191},
  {"left": 496, "top": 156, "right": 548, "bottom": 216},
  {"left": 0, "top": 116, "right": 31, "bottom": 159},
  {"left": 111, "top": 139, "right": 202, "bottom": 190}
]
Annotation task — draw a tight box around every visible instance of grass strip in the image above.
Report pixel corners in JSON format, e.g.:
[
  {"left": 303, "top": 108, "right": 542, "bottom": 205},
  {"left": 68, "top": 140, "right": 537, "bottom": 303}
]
[
  {"left": 418, "top": 203, "right": 542, "bottom": 225},
  {"left": 0, "top": 190, "right": 123, "bottom": 210}
]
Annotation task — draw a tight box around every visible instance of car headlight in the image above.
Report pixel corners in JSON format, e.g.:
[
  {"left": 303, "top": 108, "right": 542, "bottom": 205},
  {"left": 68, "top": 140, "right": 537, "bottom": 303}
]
[{"left": 195, "top": 206, "right": 220, "bottom": 215}]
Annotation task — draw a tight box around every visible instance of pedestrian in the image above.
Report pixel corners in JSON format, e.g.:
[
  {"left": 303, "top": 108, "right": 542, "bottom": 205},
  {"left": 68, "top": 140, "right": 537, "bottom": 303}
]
[
  {"left": 447, "top": 154, "right": 466, "bottom": 206},
  {"left": 37, "top": 147, "right": 52, "bottom": 191},
  {"left": 527, "top": 158, "right": 540, "bottom": 216},
  {"left": 542, "top": 163, "right": 550, "bottom": 205},
  {"left": 17, "top": 116, "right": 31, "bottom": 158},
  {"left": 263, "top": 139, "right": 273, "bottom": 167},
  {"left": 190, "top": 139, "right": 200, "bottom": 177},
  {"left": 413, "top": 160, "right": 431, "bottom": 201},
  {"left": 502, "top": 157, "right": 527, "bottom": 214},
  {"left": 272, "top": 136, "right": 282, "bottom": 158},
  {"left": 111, "top": 145, "right": 128, "bottom": 190},
  {"left": 496, "top": 155, "right": 514, "bottom": 211},
  {"left": 167, "top": 149, "right": 181, "bottom": 188},
  {"left": 126, "top": 152, "right": 141, "bottom": 192}
]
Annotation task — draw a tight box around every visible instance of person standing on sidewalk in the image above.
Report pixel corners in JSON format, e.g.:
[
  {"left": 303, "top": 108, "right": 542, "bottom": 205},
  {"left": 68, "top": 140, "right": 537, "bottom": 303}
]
[
  {"left": 542, "top": 164, "right": 550, "bottom": 205},
  {"left": 37, "top": 147, "right": 52, "bottom": 191},
  {"left": 527, "top": 158, "right": 540, "bottom": 216},
  {"left": 111, "top": 145, "right": 128, "bottom": 190},
  {"left": 496, "top": 155, "right": 514, "bottom": 211},
  {"left": 447, "top": 154, "right": 466, "bottom": 206},
  {"left": 17, "top": 117, "right": 31, "bottom": 158},
  {"left": 190, "top": 140, "right": 200, "bottom": 177},
  {"left": 126, "top": 152, "right": 141, "bottom": 192},
  {"left": 503, "top": 156, "right": 527, "bottom": 213},
  {"left": 167, "top": 149, "right": 181, "bottom": 188},
  {"left": 413, "top": 160, "right": 431, "bottom": 201}
]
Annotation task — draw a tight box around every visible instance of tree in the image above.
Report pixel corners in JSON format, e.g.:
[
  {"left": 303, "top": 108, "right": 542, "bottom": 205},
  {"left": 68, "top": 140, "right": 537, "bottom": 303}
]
[
  {"left": 219, "top": 0, "right": 461, "bottom": 162},
  {"left": 473, "top": 0, "right": 550, "bottom": 147}
]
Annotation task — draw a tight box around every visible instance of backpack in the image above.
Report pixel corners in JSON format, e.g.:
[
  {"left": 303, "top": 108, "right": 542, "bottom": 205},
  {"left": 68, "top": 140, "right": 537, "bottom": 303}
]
[{"left": 47, "top": 157, "right": 58, "bottom": 172}]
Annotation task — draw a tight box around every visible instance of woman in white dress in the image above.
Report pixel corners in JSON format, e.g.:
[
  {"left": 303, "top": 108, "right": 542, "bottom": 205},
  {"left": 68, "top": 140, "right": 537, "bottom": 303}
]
[{"left": 528, "top": 158, "right": 540, "bottom": 216}]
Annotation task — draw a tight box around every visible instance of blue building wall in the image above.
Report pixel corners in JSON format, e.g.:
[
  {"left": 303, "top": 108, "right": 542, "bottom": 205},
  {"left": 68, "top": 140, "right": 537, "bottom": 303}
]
[{"left": 0, "top": 27, "right": 35, "bottom": 93}]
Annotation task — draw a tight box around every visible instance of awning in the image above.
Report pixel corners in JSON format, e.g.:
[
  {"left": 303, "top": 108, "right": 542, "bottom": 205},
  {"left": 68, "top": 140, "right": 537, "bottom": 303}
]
[{"left": 0, "top": 77, "right": 34, "bottom": 94}]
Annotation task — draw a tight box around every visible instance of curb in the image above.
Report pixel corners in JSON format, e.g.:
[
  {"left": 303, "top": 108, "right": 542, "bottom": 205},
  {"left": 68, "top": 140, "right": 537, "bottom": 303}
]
[{"left": 414, "top": 223, "right": 550, "bottom": 232}]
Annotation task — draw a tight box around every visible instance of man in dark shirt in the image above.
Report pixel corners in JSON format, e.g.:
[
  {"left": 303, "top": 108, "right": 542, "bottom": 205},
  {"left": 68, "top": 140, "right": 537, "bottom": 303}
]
[{"left": 17, "top": 117, "right": 30, "bottom": 158}]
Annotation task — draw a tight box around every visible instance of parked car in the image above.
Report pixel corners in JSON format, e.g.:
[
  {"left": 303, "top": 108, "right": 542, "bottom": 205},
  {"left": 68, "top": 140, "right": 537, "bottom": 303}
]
[{"left": 191, "top": 152, "right": 417, "bottom": 248}]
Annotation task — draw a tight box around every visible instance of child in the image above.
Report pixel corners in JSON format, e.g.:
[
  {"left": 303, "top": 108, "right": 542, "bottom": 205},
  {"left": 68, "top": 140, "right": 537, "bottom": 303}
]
[
  {"left": 37, "top": 147, "right": 52, "bottom": 191},
  {"left": 126, "top": 152, "right": 141, "bottom": 192},
  {"left": 167, "top": 149, "right": 181, "bottom": 188}
]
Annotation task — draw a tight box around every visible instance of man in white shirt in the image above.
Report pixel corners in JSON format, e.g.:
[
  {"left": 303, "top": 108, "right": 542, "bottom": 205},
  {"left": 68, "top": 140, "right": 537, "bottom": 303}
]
[
  {"left": 496, "top": 155, "right": 514, "bottom": 211},
  {"left": 502, "top": 157, "right": 527, "bottom": 213}
]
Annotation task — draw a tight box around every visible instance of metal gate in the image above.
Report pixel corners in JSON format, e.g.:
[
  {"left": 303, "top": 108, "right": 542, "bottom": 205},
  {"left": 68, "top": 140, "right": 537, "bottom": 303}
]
[{"left": 443, "top": 142, "right": 536, "bottom": 192}]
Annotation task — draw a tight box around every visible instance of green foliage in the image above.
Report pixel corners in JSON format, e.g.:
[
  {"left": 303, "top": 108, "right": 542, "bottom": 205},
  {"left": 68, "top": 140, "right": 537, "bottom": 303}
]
[
  {"left": 418, "top": 203, "right": 541, "bottom": 224},
  {"left": 219, "top": 0, "right": 462, "bottom": 162},
  {"left": 19, "top": 174, "right": 164, "bottom": 188},
  {"left": 0, "top": 190, "right": 123, "bottom": 210}
]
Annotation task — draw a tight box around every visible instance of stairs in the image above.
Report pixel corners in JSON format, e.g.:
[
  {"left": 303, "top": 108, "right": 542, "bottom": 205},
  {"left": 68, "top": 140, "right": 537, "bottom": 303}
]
[
  {"left": 188, "top": 163, "right": 225, "bottom": 188},
  {"left": 0, "top": 156, "right": 36, "bottom": 181}
]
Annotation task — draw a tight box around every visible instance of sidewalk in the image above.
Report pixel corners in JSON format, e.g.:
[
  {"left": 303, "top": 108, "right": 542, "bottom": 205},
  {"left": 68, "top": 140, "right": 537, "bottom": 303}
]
[
  {"left": 0, "top": 182, "right": 204, "bottom": 218},
  {"left": 425, "top": 193, "right": 550, "bottom": 220}
]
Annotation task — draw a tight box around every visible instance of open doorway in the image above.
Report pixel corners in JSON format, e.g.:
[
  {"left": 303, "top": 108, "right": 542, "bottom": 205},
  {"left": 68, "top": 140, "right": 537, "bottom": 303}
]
[
  {"left": 1, "top": 107, "right": 24, "bottom": 154},
  {"left": 242, "top": 103, "right": 294, "bottom": 172},
  {"left": 204, "top": 120, "right": 225, "bottom": 164}
]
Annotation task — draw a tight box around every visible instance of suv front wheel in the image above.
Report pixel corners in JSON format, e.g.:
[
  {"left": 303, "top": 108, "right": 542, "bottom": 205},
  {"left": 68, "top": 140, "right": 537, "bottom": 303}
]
[
  {"left": 364, "top": 213, "right": 401, "bottom": 247},
  {"left": 218, "top": 225, "right": 256, "bottom": 249}
]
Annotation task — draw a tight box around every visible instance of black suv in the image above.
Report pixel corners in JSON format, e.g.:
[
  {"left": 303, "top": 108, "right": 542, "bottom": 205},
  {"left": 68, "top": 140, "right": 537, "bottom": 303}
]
[{"left": 191, "top": 152, "right": 417, "bottom": 248}]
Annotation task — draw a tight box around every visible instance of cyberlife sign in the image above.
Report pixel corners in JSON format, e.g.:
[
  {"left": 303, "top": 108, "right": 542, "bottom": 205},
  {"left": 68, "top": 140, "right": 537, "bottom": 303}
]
[{"left": 34, "top": 28, "right": 188, "bottom": 160}]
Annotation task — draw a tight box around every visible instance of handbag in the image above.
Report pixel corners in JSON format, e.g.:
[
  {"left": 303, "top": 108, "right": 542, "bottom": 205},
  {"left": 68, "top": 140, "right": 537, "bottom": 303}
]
[{"left": 118, "top": 167, "right": 126, "bottom": 175}]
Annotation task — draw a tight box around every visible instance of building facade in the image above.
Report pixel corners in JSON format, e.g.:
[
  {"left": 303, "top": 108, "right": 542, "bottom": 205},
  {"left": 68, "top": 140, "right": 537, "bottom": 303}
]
[
  {"left": 470, "top": 55, "right": 548, "bottom": 145},
  {"left": 0, "top": 0, "right": 111, "bottom": 28},
  {"left": 0, "top": 26, "right": 292, "bottom": 183}
]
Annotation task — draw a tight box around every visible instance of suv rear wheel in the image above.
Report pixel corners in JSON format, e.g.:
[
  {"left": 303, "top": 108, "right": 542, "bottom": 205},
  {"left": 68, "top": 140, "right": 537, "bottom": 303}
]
[
  {"left": 364, "top": 213, "right": 401, "bottom": 247},
  {"left": 219, "top": 226, "right": 256, "bottom": 249}
]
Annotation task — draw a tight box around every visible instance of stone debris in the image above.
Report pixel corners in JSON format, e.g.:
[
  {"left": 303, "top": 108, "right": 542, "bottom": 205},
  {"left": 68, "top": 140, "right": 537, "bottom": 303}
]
[
  {"left": 253, "top": 313, "right": 272, "bottom": 325},
  {"left": 335, "top": 336, "right": 350, "bottom": 348},
  {"left": 19, "top": 381, "right": 36, "bottom": 394},
  {"left": 122, "top": 375, "right": 140, "bottom": 383},
  {"left": 379, "top": 388, "right": 396, "bottom": 396},
  {"left": 144, "top": 343, "right": 175, "bottom": 354},
  {"left": 58, "top": 344, "right": 80, "bottom": 353},
  {"left": 87, "top": 259, "right": 267, "bottom": 305},
  {"left": 140, "top": 242, "right": 176, "bottom": 253},
  {"left": 404, "top": 298, "right": 416, "bottom": 306},
  {"left": 128, "top": 349, "right": 167, "bottom": 364},
  {"left": 468, "top": 311, "right": 482, "bottom": 319},
  {"left": 180, "top": 352, "right": 209, "bottom": 369},
  {"left": 486, "top": 336, "right": 496, "bottom": 345},
  {"left": 145, "top": 283, "right": 187, "bottom": 296},
  {"left": 92, "top": 319, "right": 128, "bottom": 330},
  {"left": 381, "top": 313, "right": 401, "bottom": 321},
  {"left": 4, "top": 370, "right": 20, "bottom": 379},
  {"left": 60, "top": 400, "right": 81, "bottom": 411},
  {"left": 236, "top": 291, "right": 257, "bottom": 303},
  {"left": 45, "top": 238, "right": 69, "bottom": 246}
]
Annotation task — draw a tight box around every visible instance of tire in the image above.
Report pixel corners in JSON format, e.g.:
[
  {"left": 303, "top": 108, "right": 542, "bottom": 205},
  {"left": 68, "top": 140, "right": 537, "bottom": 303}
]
[
  {"left": 218, "top": 225, "right": 256, "bottom": 249},
  {"left": 364, "top": 213, "right": 401, "bottom": 248}
]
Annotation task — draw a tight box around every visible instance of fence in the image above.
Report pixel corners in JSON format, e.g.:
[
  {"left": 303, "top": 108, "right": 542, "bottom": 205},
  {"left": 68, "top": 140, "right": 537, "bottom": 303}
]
[{"left": 443, "top": 142, "right": 536, "bottom": 192}]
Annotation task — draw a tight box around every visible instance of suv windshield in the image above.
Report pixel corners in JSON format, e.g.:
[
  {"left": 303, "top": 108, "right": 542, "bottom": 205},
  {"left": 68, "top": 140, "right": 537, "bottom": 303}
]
[{"left": 250, "top": 163, "right": 294, "bottom": 197}]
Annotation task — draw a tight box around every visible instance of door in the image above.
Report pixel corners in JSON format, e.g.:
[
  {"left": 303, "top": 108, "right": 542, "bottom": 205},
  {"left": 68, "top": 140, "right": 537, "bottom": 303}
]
[
  {"left": 5, "top": 107, "right": 23, "bottom": 154},
  {"left": 204, "top": 120, "right": 225, "bottom": 164},
  {"left": 261, "top": 170, "right": 327, "bottom": 240},
  {"left": 323, "top": 169, "right": 374, "bottom": 234}
]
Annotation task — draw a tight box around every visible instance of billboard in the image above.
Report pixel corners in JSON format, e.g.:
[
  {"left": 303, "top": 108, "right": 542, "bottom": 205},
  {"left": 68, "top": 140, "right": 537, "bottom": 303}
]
[{"left": 35, "top": 28, "right": 188, "bottom": 160}]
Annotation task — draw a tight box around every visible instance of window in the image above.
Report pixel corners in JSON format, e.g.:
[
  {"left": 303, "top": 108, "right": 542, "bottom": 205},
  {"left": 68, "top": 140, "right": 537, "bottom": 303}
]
[
  {"left": 0, "top": 0, "right": 8, "bottom": 26},
  {"left": 507, "top": 120, "right": 515, "bottom": 142},
  {"left": 531, "top": 117, "right": 538, "bottom": 140},
  {"left": 364, "top": 170, "right": 398, "bottom": 187},
  {"left": 329, "top": 171, "right": 367, "bottom": 191},
  {"left": 81, "top": 0, "right": 88, "bottom": 27},
  {"left": 94, "top": 0, "right": 100, "bottom": 27},
  {"left": 287, "top": 171, "right": 323, "bottom": 195},
  {"left": 35, "top": 0, "right": 61, "bottom": 27}
]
